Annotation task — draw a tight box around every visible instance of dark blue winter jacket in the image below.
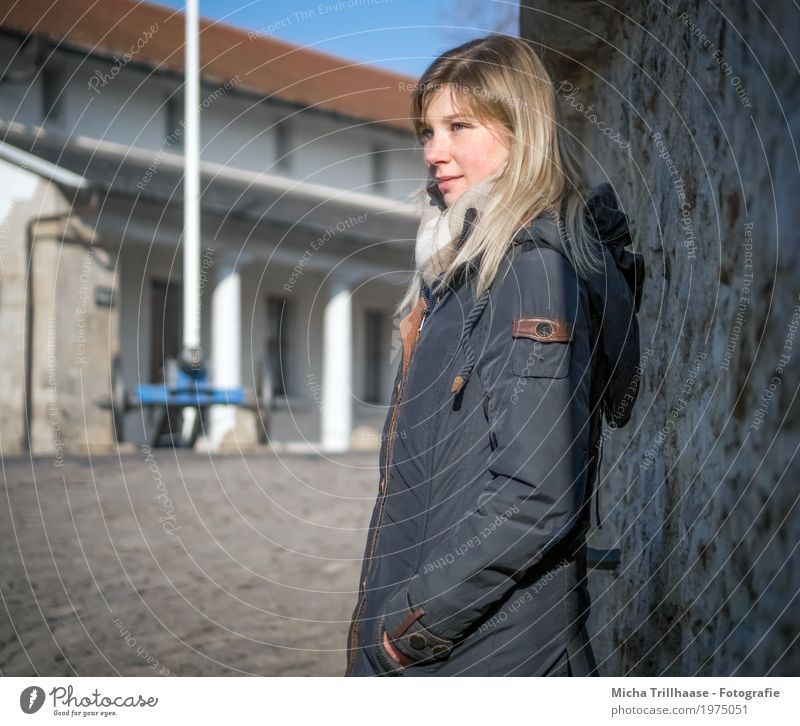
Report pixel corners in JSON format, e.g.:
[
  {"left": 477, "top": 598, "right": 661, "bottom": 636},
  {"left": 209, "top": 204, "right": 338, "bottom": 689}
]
[{"left": 345, "top": 183, "right": 644, "bottom": 677}]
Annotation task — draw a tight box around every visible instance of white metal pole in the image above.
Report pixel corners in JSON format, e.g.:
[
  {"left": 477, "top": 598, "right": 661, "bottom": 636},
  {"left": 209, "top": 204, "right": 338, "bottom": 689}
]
[{"left": 183, "top": 0, "right": 201, "bottom": 357}]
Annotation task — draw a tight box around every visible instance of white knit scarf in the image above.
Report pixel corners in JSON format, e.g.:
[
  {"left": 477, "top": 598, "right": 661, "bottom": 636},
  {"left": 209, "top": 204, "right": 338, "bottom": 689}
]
[{"left": 414, "top": 173, "right": 501, "bottom": 287}]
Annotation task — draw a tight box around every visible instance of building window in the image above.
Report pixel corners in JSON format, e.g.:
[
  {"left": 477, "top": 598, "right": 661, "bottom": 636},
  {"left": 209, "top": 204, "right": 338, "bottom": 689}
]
[
  {"left": 164, "top": 93, "right": 184, "bottom": 151},
  {"left": 371, "top": 145, "right": 388, "bottom": 194},
  {"left": 150, "top": 280, "right": 182, "bottom": 383},
  {"left": 267, "top": 296, "right": 290, "bottom": 396},
  {"left": 41, "top": 65, "right": 65, "bottom": 125},
  {"left": 274, "top": 118, "right": 292, "bottom": 173},
  {"left": 364, "top": 309, "right": 387, "bottom": 403}
]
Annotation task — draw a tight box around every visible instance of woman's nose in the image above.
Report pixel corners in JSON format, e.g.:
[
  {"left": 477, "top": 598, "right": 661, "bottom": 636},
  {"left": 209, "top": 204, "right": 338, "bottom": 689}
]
[{"left": 424, "top": 135, "right": 451, "bottom": 166}]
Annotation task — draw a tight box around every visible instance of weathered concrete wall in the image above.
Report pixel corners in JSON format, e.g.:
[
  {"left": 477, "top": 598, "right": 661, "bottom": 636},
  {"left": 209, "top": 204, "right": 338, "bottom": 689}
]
[
  {"left": 522, "top": 0, "right": 799, "bottom": 675},
  {"left": 0, "top": 160, "right": 43, "bottom": 455},
  {"left": 30, "top": 224, "right": 119, "bottom": 457},
  {"left": 0, "top": 163, "right": 119, "bottom": 457}
]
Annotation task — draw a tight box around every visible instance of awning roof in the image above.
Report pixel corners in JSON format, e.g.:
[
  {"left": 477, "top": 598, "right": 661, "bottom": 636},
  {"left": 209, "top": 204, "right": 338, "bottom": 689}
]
[{"left": 0, "top": 122, "right": 421, "bottom": 246}]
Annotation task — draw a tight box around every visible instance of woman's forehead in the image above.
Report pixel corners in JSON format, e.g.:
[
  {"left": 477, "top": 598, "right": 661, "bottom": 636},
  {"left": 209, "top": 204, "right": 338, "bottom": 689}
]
[{"left": 422, "top": 85, "right": 478, "bottom": 121}]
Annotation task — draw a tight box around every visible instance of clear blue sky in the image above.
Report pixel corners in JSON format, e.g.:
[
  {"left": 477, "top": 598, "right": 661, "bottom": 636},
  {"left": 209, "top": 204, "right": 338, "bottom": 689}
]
[{"left": 152, "top": 0, "right": 518, "bottom": 77}]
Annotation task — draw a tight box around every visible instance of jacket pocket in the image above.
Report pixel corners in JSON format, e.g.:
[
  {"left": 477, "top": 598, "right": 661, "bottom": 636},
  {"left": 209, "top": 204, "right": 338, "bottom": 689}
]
[
  {"left": 511, "top": 338, "right": 571, "bottom": 378},
  {"left": 510, "top": 316, "right": 573, "bottom": 379},
  {"left": 511, "top": 334, "right": 572, "bottom": 379}
]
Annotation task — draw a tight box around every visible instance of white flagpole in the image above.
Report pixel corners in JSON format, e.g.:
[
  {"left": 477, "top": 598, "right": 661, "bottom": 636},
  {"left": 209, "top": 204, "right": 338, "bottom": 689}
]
[
  {"left": 180, "top": 0, "right": 202, "bottom": 446},
  {"left": 183, "top": 0, "right": 201, "bottom": 361}
]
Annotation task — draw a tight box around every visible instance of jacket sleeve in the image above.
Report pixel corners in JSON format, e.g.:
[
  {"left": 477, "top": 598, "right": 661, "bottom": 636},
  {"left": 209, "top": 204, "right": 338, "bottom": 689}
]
[{"left": 377, "top": 246, "right": 593, "bottom": 668}]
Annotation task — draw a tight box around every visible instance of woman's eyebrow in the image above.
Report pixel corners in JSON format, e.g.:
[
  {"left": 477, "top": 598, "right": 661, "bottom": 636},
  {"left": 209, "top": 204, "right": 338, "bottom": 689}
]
[{"left": 422, "top": 113, "right": 471, "bottom": 124}]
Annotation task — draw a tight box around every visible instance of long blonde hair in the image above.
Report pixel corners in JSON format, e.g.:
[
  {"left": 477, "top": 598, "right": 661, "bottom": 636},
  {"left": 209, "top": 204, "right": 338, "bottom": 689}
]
[{"left": 396, "top": 34, "right": 606, "bottom": 318}]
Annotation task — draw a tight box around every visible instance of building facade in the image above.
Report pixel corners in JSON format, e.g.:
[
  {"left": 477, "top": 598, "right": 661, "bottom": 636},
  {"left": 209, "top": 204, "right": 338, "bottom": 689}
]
[{"left": 0, "top": 0, "right": 423, "bottom": 455}]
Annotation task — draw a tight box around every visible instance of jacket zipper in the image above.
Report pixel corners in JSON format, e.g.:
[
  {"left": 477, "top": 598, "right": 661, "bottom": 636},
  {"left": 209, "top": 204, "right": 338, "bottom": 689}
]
[
  {"left": 418, "top": 283, "right": 448, "bottom": 333},
  {"left": 345, "top": 234, "right": 472, "bottom": 673},
  {"left": 344, "top": 377, "right": 405, "bottom": 675},
  {"left": 345, "top": 296, "right": 426, "bottom": 675}
]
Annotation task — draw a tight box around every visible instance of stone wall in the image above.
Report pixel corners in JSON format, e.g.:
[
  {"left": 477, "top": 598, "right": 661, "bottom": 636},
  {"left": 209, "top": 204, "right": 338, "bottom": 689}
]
[
  {"left": 0, "top": 162, "right": 119, "bottom": 457},
  {"left": 0, "top": 160, "right": 42, "bottom": 456},
  {"left": 522, "top": 0, "right": 799, "bottom": 675},
  {"left": 30, "top": 223, "right": 119, "bottom": 457}
]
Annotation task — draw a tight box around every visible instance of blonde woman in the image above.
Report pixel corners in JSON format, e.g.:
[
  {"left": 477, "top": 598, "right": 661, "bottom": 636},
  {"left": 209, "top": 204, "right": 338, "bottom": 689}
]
[{"left": 345, "top": 34, "right": 644, "bottom": 677}]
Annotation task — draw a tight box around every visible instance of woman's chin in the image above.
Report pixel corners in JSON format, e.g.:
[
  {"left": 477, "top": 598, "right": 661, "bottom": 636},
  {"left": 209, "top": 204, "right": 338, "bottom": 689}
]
[{"left": 443, "top": 187, "right": 465, "bottom": 206}]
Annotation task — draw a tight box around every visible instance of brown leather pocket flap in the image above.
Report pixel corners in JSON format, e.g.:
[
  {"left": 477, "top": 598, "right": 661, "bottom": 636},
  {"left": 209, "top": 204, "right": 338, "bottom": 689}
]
[
  {"left": 511, "top": 316, "right": 572, "bottom": 378},
  {"left": 512, "top": 316, "right": 573, "bottom": 343}
]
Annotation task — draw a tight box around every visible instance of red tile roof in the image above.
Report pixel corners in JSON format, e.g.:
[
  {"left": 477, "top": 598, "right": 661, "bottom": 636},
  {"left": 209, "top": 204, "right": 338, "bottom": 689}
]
[{"left": 0, "top": 0, "right": 418, "bottom": 132}]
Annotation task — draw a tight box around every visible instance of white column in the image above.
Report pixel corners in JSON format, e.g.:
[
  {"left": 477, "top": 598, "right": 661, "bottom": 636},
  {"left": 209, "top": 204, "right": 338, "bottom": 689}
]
[
  {"left": 208, "top": 259, "right": 241, "bottom": 448},
  {"left": 321, "top": 277, "right": 353, "bottom": 452}
]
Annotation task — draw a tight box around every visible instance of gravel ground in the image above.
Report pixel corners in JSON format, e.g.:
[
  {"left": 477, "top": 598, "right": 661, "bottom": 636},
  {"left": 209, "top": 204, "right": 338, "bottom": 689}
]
[{"left": 0, "top": 449, "right": 379, "bottom": 676}]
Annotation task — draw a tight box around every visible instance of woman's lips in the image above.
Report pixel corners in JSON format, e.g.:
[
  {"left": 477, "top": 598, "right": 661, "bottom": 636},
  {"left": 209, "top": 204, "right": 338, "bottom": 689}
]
[{"left": 437, "top": 176, "right": 462, "bottom": 191}]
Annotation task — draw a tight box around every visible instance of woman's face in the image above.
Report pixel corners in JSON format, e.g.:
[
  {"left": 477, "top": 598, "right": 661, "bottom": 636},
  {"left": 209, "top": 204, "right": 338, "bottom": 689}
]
[{"left": 420, "top": 88, "right": 510, "bottom": 207}]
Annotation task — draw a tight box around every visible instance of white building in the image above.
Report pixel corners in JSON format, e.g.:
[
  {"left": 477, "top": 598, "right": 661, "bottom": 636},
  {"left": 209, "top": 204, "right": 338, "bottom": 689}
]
[{"left": 0, "top": 0, "right": 424, "bottom": 455}]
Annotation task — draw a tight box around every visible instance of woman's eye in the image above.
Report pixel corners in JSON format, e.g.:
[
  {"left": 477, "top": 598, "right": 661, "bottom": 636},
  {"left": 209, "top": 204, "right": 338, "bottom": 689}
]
[{"left": 418, "top": 122, "right": 469, "bottom": 143}]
